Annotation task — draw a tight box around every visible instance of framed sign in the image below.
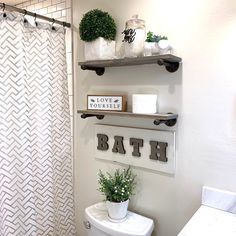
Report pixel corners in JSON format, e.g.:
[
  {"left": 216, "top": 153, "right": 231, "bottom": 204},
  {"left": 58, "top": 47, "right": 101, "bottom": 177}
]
[{"left": 87, "top": 95, "right": 127, "bottom": 111}]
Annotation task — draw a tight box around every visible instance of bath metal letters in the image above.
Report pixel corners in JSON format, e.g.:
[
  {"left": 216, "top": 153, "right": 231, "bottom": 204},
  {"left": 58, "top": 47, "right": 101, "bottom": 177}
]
[
  {"left": 97, "top": 134, "right": 168, "bottom": 162},
  {"left": 95, "top": 125, "right": 175, "bottom": 174}
]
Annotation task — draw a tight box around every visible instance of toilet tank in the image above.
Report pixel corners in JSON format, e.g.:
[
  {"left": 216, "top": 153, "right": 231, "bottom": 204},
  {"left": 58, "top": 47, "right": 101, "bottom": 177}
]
[
  {"left": 84, "top": 202, "right": 154, "bottom": 236},
  {"left": 84, "top": 221, "right": 110, "bottom": 236}
]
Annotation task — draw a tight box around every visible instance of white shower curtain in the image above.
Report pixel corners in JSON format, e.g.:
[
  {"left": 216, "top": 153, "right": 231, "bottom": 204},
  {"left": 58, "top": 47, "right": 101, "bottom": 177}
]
[{"left": 0, "top": 13, "right": 76, "bottom": 236}]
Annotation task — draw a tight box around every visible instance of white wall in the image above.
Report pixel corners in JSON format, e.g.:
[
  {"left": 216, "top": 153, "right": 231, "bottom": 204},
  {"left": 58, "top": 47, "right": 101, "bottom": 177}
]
[{"left": 73, "top": 0, "right": 236, "bottom": 235}]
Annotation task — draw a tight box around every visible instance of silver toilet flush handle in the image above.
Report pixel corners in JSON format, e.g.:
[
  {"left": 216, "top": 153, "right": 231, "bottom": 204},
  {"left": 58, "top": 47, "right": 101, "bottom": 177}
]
[{"left": 83, "top": 221, "right": 91, "bottom": 229}]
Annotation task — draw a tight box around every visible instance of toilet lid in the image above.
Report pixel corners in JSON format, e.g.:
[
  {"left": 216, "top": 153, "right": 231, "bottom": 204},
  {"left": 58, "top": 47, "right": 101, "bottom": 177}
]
[{"left": 85, "top": 202, "right": 154, "bottom": 236}]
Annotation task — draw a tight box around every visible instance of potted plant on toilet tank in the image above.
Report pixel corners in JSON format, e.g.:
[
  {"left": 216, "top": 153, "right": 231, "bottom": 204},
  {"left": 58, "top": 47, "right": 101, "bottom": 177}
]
[
  {"left": 98, "top": 166, "right": 136, "bottom": 222},
  {"left": 79, "top": 9, "right": 117, "bottom": 60}
]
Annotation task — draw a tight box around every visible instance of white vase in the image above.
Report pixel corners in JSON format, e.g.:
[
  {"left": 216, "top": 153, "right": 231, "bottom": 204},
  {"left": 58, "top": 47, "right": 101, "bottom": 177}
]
[
  {"left": 144, "top": 42, "right": 153, "bottom": 56},
  {"left": 106, "top": 199, "right": 129, "bottom": 222},
  {"left": 144, "top": 42, "right": 160, "bottom": 56},
  {"left": 84, "top": 37, "right": 116, "bottom": 61}
]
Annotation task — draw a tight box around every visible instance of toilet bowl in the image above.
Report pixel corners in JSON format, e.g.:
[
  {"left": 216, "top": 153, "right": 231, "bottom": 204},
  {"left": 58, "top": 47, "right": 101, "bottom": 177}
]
[{"left": 84, "top": 202, "right": 154, "bottom": 236}]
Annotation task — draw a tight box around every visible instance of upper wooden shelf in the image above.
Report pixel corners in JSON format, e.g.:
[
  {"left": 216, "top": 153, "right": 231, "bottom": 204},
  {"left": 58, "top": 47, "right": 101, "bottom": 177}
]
[
  {"left": 78, "top": 54, "right": 182, "bottom": 76},
  {"left": 77, "top": 109, "right": 178, "bottom": 127}
]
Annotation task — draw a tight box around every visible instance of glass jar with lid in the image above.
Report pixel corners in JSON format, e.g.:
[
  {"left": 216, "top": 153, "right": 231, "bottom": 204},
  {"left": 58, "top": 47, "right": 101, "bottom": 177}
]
[{"left": 123, "top": 15, "right": 146, "bottom": 57}]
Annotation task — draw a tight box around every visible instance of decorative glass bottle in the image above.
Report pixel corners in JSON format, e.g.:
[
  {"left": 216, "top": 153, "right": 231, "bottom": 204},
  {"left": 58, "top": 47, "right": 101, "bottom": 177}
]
[{"left": 123, "top": 15, "right": 146, "bottom": 57}]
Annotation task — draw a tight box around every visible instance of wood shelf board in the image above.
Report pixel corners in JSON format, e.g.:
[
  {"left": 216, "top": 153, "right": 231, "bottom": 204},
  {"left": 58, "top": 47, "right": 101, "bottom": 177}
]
[
  {"left": 78, "top": 54, "right": 181, "bottom": 68},
  {"left": 77, "top": 109, "right": 178, "bottom": 120}
]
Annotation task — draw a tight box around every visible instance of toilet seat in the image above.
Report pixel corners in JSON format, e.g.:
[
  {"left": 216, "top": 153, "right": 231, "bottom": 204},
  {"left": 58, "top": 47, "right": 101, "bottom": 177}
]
[{"left": 85, "top": 202, "right": 154, "bottom": 236}]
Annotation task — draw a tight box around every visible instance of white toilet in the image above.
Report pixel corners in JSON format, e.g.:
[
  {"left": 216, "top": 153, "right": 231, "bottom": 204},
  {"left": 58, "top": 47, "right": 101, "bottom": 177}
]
[{"left": 84, "top": 202, "right": 154, "bottom": 236}]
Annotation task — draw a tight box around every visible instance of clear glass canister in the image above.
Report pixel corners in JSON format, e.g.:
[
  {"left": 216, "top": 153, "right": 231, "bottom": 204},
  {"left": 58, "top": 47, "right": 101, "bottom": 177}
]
[{"left": 123, "top": 15, "right": 146, "bottom": 57}]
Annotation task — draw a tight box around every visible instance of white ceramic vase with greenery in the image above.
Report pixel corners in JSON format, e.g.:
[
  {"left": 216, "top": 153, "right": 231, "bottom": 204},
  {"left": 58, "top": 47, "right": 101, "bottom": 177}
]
[
  {"left": 98, "top": 167, "right": 136, "bottom": 222},
  {"left": 79, "top": 9, "right": 117, "bottom": 60}
]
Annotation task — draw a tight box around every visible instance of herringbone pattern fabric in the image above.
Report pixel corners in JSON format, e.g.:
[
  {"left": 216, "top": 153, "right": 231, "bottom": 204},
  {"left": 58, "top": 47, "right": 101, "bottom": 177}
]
[{"left": 0, "top": 13, "right": 76, "bottom": 236}]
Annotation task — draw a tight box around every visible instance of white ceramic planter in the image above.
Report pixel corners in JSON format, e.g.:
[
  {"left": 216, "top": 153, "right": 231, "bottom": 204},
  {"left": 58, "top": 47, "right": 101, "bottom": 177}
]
[
  {"left": 84, "top": 37, "right": 116, "bottom": 61},
  {"left": 106, "top": 199, "right": 129, "bottom": 222},
  {"left": 144, "top": 42, "right": 159, "bottom": 56}
]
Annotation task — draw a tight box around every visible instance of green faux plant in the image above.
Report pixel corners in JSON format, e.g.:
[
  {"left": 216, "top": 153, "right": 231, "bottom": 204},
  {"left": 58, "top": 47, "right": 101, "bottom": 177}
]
[
  {"left": 79, "top": 9, "right": 117, "bottom": 42},
  {"left": 145, "top": 31, "right": 168, "bottom": 43},
  {"left": 98, "top": 167, "right": 136, "bottom": 202}
]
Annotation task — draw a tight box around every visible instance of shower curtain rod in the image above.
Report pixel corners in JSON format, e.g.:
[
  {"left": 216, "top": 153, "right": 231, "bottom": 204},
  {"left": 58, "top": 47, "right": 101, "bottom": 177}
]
[{"left": 0, "top": 2, "right": 71, "bottom": 28}]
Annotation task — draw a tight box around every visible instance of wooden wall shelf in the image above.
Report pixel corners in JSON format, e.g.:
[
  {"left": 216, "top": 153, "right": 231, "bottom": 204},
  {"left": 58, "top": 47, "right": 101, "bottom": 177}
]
[
  {"left": 78, "top": 54, "right": 182, "bottom": 76},
  {"left": 77, "top": 110, "right": 178, "bottom": 127}
]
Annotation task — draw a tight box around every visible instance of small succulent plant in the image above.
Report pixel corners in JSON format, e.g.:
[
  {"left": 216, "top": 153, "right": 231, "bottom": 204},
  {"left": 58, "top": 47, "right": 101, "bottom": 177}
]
[{"left": 145, "top": 31, "right": 168, "bottom": 43}]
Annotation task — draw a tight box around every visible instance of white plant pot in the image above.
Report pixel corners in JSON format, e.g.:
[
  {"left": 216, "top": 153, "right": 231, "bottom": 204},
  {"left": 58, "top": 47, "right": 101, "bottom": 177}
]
[
  {"left": 144, "top": 42, "right": 159, "bottom": 56},
  {"left": 84, "top": 37, "right": 116, "bottom": 61},
  {"left": 106, "top": 199, "right": 129, "bottom": 222}
]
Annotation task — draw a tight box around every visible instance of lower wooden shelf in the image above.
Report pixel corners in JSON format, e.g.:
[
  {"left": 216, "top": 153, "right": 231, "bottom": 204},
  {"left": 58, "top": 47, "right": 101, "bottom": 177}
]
[{"left": 77, "top": 110, "right": 178, "bottom": 127}]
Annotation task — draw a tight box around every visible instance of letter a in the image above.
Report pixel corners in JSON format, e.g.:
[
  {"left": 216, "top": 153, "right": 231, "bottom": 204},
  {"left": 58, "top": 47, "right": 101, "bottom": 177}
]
[{"left": 112, "top": 136, "right": 126, "bottom": 154}]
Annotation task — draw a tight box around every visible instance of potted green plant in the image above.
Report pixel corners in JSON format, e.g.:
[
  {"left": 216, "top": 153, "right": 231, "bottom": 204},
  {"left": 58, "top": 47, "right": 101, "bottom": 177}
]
[
  {"left": 79, "top": 9, "right": 117, "bottom": 60},
  {"left": 98, "top": 167, "right": 136, "bottom": 222},
  {"left": 144, "top": 31, "right": 170, "bottom": 56}
]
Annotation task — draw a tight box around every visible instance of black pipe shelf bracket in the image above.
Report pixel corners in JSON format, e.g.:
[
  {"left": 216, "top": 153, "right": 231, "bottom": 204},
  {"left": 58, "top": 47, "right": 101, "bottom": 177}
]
[
  {"left": 157, "top": 59, "right": 179, "bottom": 73},
  {"left": 79, "top": 54, "right": 182, "bottom": 76},
  {"left": 154, "top": 117, "right": 177, "bottom": 127},
  {"left": 78, "top": 110, "right": 178, "bottom": 127},
  {"left": 80, "top": 113, "right": 104, "bottom": 120},
  {"left": 80, "top": 65, "right": 105, "bottom": 76}
]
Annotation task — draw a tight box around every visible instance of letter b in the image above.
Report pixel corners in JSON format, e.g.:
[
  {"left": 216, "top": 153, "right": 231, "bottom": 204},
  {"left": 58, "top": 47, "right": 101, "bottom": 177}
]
[{"left": 97, "top": 134, "right": 109, "bottom": 151}]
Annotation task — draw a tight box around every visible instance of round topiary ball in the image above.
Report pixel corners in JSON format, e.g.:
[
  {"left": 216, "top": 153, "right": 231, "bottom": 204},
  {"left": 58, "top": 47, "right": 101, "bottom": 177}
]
[{"left": 79, "top": 9, "right": 117, "bottom": 42}]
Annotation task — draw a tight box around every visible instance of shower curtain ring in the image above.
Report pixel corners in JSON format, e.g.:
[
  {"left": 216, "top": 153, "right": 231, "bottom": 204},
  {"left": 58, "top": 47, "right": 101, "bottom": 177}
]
[
  {"left": 23, "top": 9, "right": 28, "bottom": 23},
  {"left": 34, "top": 13, "right": 38, "bottom": 26},
  {"left": 2, "top": 3, "right": 7, "bottom": 18},
  {"left": 51, "top": 18, "right": 56, "bottom": 31}
]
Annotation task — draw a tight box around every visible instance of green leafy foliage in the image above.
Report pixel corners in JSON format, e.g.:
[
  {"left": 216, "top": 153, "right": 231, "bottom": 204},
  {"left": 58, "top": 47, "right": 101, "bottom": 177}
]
[
  {"left": 98, "top": 167, "right": 136, "bottom": 202},
  {"left": 79, "top": 9, "right": 117, "bottom": 42},
  {"left": 146, "top": 31, "right": 168, "bottom": 43}
]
